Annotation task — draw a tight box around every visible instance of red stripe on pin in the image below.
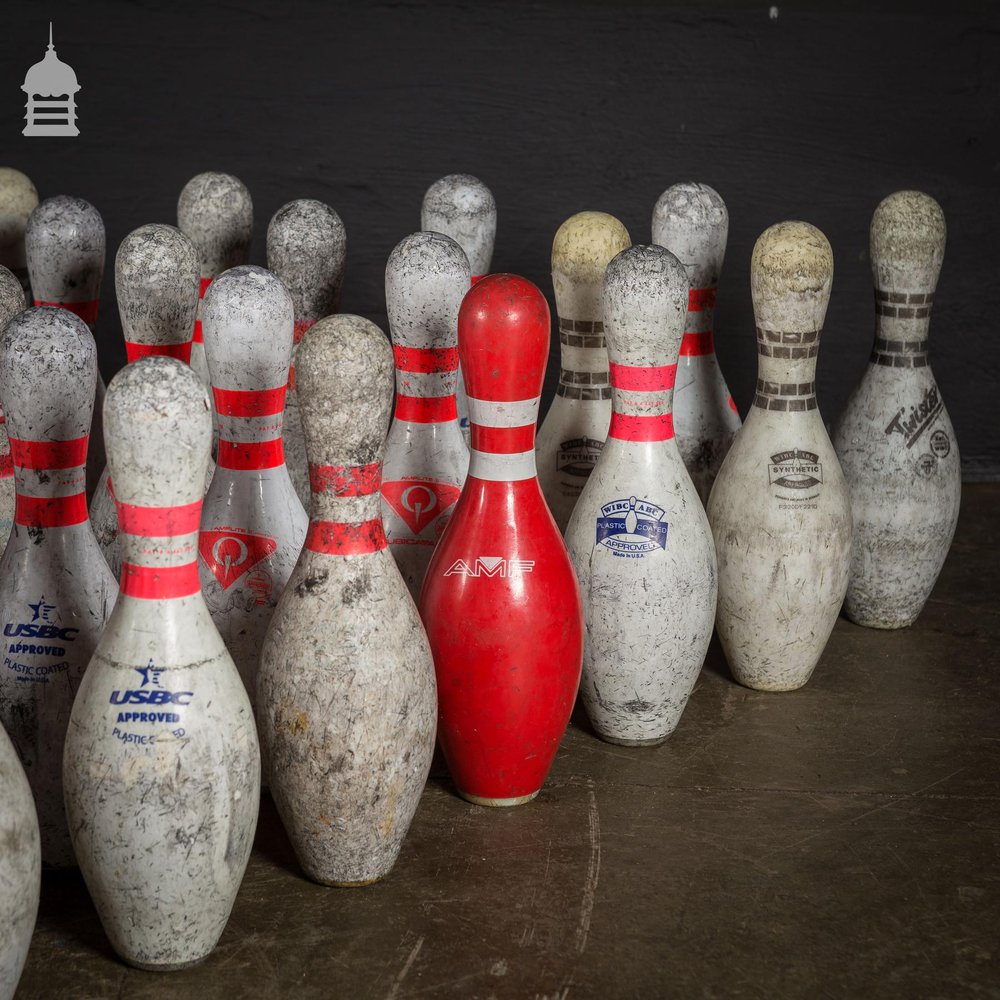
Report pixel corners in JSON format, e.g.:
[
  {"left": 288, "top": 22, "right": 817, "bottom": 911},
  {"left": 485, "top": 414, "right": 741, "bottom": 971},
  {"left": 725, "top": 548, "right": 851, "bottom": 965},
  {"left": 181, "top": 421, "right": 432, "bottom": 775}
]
[
  {"left": 199, "top": 277, "right": 212, "bottom": 298},
  {"left": 126, "top": 341, "right": 193, "bottom": 364},
  {"left": 471, "top": 274, "right": 486, "bottom": 285},
  {"left": 393, "top": 345, "right": 460, "bottom": 373},
  {"left": 305, "top": 518, "right": 387, "bottom": 555},
  {"left": 120, "top": 561, "right": 201, "bottom": 600},
  {"left": 608, "top": 363, "right": 677, "bottom": 391},
  {"left": 216, "top": 438, "right": 285, "bottom": 470},
  {"left": 192, "top": 278, "right": 213, "bottom": 344},
  {"left": 15, "top": 492, "right": 88, "bottom": 528},
  {"left": 309, "top": 461, "right": 381, "bottom": 497},
  {"left": 34, "top": 299, "right": 100, "bottom": 326},
  {"left": 470, "top": 423, "right": 535, "bottom": 453},
  {"left": 116, "top": 498, "right": 202, "bottom": 537},
  {"left": 688, "top": 287, "right": 717, "bottom": 312},
  {"left": 0, "top": 453, "right": 11, "bottom": 478},
  {"left": 608, "top": 412, "right": 675, "bottom": 442},
  {"left": 728, "top": 395, "right": 739, "bottom": 415},
  {"left": 213, "top": 386, "right": 287, "bottom": 417},
  {"left": 395, "top": 395, "right": 458, "bottom": 423},
  {"left": 10, "top": 436, "right": 89, "bottom": 469},
  {"left": 293, "top": 319, "right": 314, "bottom": 345},
  {"left": 679, "top": 332, "right": 715, "bottom": 357}
]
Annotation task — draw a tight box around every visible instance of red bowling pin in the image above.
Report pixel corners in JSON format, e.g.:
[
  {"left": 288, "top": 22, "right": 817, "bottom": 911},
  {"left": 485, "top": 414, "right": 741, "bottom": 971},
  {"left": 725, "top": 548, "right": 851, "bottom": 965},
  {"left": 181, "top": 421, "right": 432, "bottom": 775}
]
[{"left": 420, "top": 275, "right": 583, "bottom": 807}]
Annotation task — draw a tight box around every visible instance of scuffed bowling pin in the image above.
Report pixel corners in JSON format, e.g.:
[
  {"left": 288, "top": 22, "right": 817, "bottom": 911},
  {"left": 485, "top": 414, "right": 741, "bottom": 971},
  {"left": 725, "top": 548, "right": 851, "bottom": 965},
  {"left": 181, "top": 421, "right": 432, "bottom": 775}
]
[
  {"left": 64, "top": 357, "right": 259, "bottom": 969},
  {"left": 0, "top": 308, "right": 116, "bottom": 866},
  {"left": 25, "top": 195, "right": 107, "bottom": 497},
  {"left": 536, "top": 211, "right": 631, "bottom": 532},
  {"left": 420, "top": 275, "right": 584, "bottom": 805},
  {"left": 381, "top": 232, "right": 470, "bottom": 599},
  {"left": 259, "top": 315, "right": 436, "bottom": 886},
  {"left": 565, "top": 245, "right": 717, "bottom": 744},
  {"left": 0, "top": 168, "right": 38, "bottom": 294},
  {"left": 199, "top": 266, "right": 307, "bottom": 714},
  {"left": 421, "top": 174, "right": 497, "bottom": 443},
  {"left": 708, "top": 222, "right": 852, "bottom": 691},
  {"left": 0, "top": 268, "right": 26, "bottom": 545},
  {"left": 266, "top": 199, "right": 347, "bottom": 508},
  {"left": 833, "top": 191, "right": 960, "bottom": 628},
  {"left": 0, "top": 723, "right": 40, "bottom": 1000},
  {"left": 177, "top": 172, "right": 253, "bottom": 391},
  {"left": 652, "top": 183, "right": 741, "bottom": 503},
  {"left": 90, "top": 224, "right": 203, "bottom": 578}
]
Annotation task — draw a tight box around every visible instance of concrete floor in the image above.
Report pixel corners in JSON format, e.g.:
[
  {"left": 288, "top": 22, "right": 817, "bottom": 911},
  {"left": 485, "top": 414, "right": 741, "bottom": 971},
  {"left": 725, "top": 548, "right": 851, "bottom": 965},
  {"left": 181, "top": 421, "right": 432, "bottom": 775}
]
[{"left": 17, "top": 484, "right": 1000, "bottom": 999}]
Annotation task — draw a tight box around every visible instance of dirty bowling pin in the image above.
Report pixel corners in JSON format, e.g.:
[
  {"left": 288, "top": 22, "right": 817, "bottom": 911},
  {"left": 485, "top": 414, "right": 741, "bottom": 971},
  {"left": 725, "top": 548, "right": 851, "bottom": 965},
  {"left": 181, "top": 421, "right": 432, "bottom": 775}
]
[
  {"left": 63, "top": 357, "right": 260, "bottom": 970},
  {"left": 536, "top": 211, "right": 631, "bottom": 532},
  {"left": 0, "top": 168, "right": 38, "bottom": 294},
  {"left": 833, "top": 191, "right": 960, "bottom": 628},
  {"left": 0, "top": 307, "right": 116, "bottom": 866},
  {"left": 258, "top": 315, "right": 436, "bottom": 886},
  {"left": 177, "top": 172, "right": 253, "bottom": 393},
  {"left": 90, "top": 224, "right": 203, "bottom": 578},
  {"left": 565, "top": 245, "right": 717, "bottom": 744},
  {"left": 419, "top": 274, "right": 584, "bottom": 805},
  {"left": 199, "top": 266, "right": 307, "bottom": 720},
  {"left": 25, "top": 195, "right": 107, "bottom": 498},
  {"left": 708, "top": 222, "right": 852, "bottom": 691},
  {"left": 652, "top": 182, "right": 741, "bottom": 504},
  {"left": 382, "top": 231, "right": 470, "bottom": 599},
  {"left": 421, "top": 174, "right": 497, "bottom": 444},
  {"left": 266, "top": 199, "right": 347, "bottom": 508},
  {"left": 0, "top": 268, "right": 26, "bottom": 545}
]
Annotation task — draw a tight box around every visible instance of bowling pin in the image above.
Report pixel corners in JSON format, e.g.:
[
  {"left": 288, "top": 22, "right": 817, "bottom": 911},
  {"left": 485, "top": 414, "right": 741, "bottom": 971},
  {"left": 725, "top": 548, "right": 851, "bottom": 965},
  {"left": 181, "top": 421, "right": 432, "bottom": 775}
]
[
  {"left": 0, "top": 168, "right": 38, "bottom": 294},
  {"left": 258, "top": 314, "right": 436, "bottom": 886},
  {"left": 0, "top": 307, "right": 117, "bottom": 866},
  {"left": 652, "top": 182, "right": 741, "bottom": 503},
  {"left": 536, "top": 211, "right": 631, "bottom": 532},
  {"left": 708, "top": 222, "right": 852, "bottom": 691},
  {"left": 63, "top": 356, "right": 259, "bottom": 969},
  {"left": 176, "top": 172, "right": 253, "bottom": 392},
  {"left": 25, "top": 195, "right": 108, "bottom": 498},
  {"left": 0, "top": 268, "right": 26, "bottom": 546},
  {"left": 90, "top": 224, "right": 203, "bottom": 579},
  {"left": 565, "top": 245, "right": 717, "bottom": 744},
  {"left": 0, "top": 722, "right": 39, "bottom": 1000},
  {"left": 266, "top": 199, "right": 347, "bottom": 508},
  {"left": 421, "top": 174, "right": 497, "bottom": 443},
  {"left": 382, "top": 231, "right": 470, "bottom": 599},
  {"left": 199, "top": 266, "right": 307, "bottom": 717},
  {"left": 420, "top": 274, "right": 584, "bottom": 805},
  {"left": 833, "top": 191, "right": 960, "bottom": 628}
]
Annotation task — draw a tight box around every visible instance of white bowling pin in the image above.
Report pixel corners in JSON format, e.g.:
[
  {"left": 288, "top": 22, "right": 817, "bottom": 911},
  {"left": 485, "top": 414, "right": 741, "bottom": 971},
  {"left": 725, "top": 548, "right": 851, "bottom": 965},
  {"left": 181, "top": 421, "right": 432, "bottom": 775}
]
[
  {"left": 266, "top": 199, "right": 347, "bottom": 508},
  {"left": 708, "top": 222, "right": 852, "bottom": 691},
  {"left": 0, "top": 269, "right": 26, "bottom": 546},
  {"left": 177, "top": 172, "right": 253, "bottom": 393},
  {"left": 652, "top": 182, "right": 741, "bottom": 504},
  {"left": 0, "top": 307, "right": 117, "bottom": 866},
  {"left": 25, "top": 195, "right": 108, "bottom": 499},
  {"left": 200, "top": 266, "right": 307, "bottom": 716},
  {"left": 382, "top": 231, "right": 470, "bottom": 599},
  {"left": 90, "top": 224, "right": 203, "bottom": 579},
  {"left": 421, "top": 174, "right": 496, "bottom": 444},
  {"left": 259, "top": 315, "right": 436, "bottom": 886},
  {"left": 833, "top": 191, "right": 960, "bottom": 628},
  {"left": 63, "top": 356, "right": 259, "bottom": 970},
  {"left": 0, "top": 168, "right": 38, "bottom": 295},
  {"left": 536, "top": 211, "right": 631, "bottom": 533},
  {"left": 0, "top": 722, "right": 40, "bottom": 1000},
  {"left": 566, "top": 245, "right": 717, "bottom": 744}
]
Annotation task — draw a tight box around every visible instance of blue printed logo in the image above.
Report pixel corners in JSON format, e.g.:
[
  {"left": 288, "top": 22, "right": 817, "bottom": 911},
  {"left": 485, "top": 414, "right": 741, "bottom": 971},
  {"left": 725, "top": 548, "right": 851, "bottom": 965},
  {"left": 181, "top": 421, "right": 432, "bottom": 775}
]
[{"left": 596, "top": 497, "right": 668, "bottom": 558}]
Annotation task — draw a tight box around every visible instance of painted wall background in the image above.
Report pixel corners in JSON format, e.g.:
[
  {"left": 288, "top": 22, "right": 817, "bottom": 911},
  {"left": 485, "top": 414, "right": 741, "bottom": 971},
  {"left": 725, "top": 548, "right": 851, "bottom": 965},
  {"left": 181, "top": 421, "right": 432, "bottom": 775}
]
[{"left": 3, "top": 0, "right": 997, "bottom": 476}]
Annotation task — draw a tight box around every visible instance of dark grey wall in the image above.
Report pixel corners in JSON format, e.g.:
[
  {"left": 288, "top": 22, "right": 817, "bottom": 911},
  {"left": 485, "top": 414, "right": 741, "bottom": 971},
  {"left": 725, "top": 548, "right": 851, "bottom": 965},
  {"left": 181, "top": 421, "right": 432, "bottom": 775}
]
[{"left": 4, "top": 0, "right": 998, "bottom": 476}]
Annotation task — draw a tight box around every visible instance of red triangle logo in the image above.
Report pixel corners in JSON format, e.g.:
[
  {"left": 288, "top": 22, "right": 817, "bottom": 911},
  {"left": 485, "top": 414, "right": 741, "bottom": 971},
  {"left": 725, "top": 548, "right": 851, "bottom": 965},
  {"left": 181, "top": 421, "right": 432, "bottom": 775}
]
[
  {"left": 381, "top": 479, "right": 462, "bottom": 535},
  {"left": 199, "top": 529, "right": 278, "bottom": 589}
]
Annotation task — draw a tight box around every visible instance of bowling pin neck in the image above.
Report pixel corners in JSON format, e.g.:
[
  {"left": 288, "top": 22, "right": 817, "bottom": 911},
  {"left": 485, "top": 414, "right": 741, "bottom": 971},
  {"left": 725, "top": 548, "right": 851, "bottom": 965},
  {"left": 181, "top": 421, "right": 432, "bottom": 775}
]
[
  {"left": 11, "top": 435, "right": 89, "bottom": 529},
  {"left": 213, "top": 385, "right": 288, "bottom": 474},
  {"left": 392, "top": 343, "right": 460, "bottom": 424},
  {"left": 468, "top": 395, "right": 540, "bottom": 482},
  {"left": 305, "top": 460, "right": 386, "bottom": 557},
  {"left": 606, "top": 361, "right": 676, "bottom": 445},
  {"left": 753, "top": 325, "right": 819, "bottom": 412},
  {"left": 871, "top": 286, "right": 933, "bottom": 368},
  {"left": 680, "top": 286, "right": 718, "bottom": 360},
  {"left": 556, "top": 318, "right": 611, "bottom": 404},
  {"left": 117, "top": 495, "right": 203, "bottom": 602}
]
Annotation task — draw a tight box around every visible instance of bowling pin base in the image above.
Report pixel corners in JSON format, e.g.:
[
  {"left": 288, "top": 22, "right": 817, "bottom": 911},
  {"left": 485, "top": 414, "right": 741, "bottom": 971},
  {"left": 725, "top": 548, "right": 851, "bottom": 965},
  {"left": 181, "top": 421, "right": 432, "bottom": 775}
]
[
  {"left": 318, "top": 876, "right": 384, "bottom": 888},
  {"left": 126, "top": 956, "right": 208, "bottom": 973},
  {"left": 459, "top": 790, "right": 540, "bottom": 808},
  {"left": 843, "top": 603, "right": 921, "bottom": 631},
  {"left": 599, "top": 734, "right": 670, "bottom": 748}
]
